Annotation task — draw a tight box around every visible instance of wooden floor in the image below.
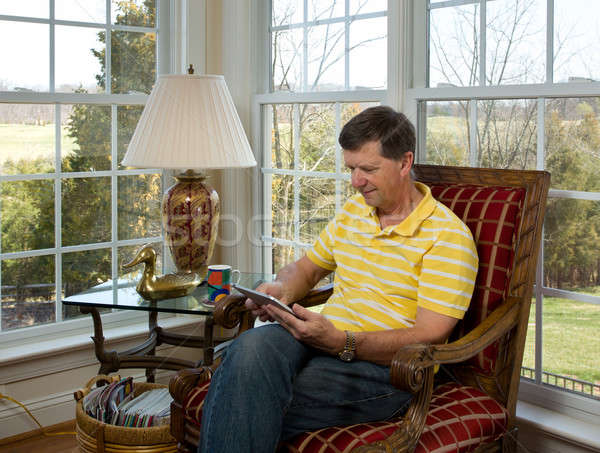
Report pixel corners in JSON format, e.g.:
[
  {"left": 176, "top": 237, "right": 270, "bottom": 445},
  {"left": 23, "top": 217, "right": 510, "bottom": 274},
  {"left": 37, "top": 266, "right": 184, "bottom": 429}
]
[{"left": 0, "top": 421, "right": 78, "bottom": 453}]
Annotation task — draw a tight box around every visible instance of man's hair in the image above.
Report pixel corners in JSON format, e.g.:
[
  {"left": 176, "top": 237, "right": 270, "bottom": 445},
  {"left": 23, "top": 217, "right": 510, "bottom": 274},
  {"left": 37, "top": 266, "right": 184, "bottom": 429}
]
[{"left": 338, "top": 106, "right": 416, "bottom": 160}]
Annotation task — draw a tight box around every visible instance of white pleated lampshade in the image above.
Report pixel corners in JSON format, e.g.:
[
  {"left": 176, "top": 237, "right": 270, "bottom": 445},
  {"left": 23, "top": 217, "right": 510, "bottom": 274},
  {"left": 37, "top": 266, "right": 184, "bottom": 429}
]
[{"left": 122, "top": 74, "right": 256, "bottom": 170}]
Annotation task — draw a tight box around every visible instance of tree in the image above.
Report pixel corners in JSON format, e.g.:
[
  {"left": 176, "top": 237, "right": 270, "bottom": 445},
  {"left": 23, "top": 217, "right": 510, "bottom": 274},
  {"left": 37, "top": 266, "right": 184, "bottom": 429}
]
[{"left": 269, "top": 1, "right": 385, "bottom": 271}]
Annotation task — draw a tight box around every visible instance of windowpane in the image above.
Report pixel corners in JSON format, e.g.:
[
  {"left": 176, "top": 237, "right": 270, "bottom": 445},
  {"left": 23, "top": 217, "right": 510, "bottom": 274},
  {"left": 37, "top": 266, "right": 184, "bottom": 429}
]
[
  {"left": 272, "top": 0, "right": 303, "bottom": 28},
  {"left": 476, "top": 99, "right": 537, "bottom": 169},
  {"left": 56, "top": 0, "right": 106, "bottom": 23},
  {"left": 56, "top": 26, "right": 104, "bottom": 93},
  {"left": 299, "top": 104, "right": 336, "bottom": 173},
  {"left": 349, "top": 0, "right": 386, "bottom": 16},
  {"left": 545, "top": 97, "right": 600, "bottom": 191},
  {"left": 486, "top": 0, "right": 546, "bottom": 85},
  {"left": 271, "top": 174, "right": 295, "bottom": 242},
  {"left": 544, "top": 199, "right": 600, "bottom": 296},
  {"left": 1, "top": 256, "right": 55, "bottom": 331},
  {"left": 271, "top": 1, "right": 387, "bottom": 92},
  {"left": 1, "top": 179, "right": 54, "bottom": 253},
  {"left": 349, "top": 17, "right": 387, "bottom": 90},
  {"left": 112, "top": 0, "right": 156, "bottom": 27},
  {"left": 62, "top": 177, "right": 111, "bottom": 246},
  {"left": 299, "top": 177, "right": 335, "bottom": 244},
  {"left": 270, "top": 104, "right": 294, "bottom": 170},
  {"left": 272, "top": 28, "right": 304, "bottom": 92},
  {"left": 0, "top": 1, "right": 48, "bottom": 18},
  {"left": 429, "top": 4, "right": 479, "bottom": 88},
  {"left": 308, "top": 0, "right": 344, "bottom": 22},
  {"left": 0, "top": 21, "right": 49, "bottom": 92},
  {"left": 118, "top": 105, "right": 144, "bottom": 168},
  {"left": 424, "top": 101, "right": 470, "bottom": 166},
  {"left": 554, "top": 0, "right": 600, "bottom": 83},
  {"left": 307, "top": 22, "right": 345, "bottom": 91},
  {"left": 111, "top": 31, "right": 156, "bottom": 94},
  {"left": 62, "top": 248, "right": 111, "bottom": 320},
  {"left": 0, "top": 104, "right": 57, "bottom": 175},
  {"left": 272, "top": 244, "right": 296, "bottom": 274},
  {"left": 118, "top": 174, "right": 161, "bottom": 241},
  {"left": 542, "top": 297, "right": 600, "bottom": 397},
  {"left": 62, "top": 105, "right": 111, "bottom": 172}
]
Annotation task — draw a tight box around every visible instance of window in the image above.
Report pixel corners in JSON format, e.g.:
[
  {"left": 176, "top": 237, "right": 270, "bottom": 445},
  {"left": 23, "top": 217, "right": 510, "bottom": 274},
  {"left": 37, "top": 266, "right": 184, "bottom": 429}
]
[
  {"left": 0, "top": 1, "right": 168, "bottom": 339},
  {"left": 259, "top": 0, "right": 388, "bottom": 273},
  {"left": 409, "top": 0, "right": 600, "bottom": 404}
]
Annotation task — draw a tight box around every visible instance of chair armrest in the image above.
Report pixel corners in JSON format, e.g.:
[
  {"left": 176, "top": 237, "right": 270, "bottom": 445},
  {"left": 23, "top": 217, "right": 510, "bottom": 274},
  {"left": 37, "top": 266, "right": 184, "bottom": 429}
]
[
  {"left": 390, "top": 296, "right": 521, "bottom": 391},
  {"left": 213, "top": 283, "right": 334, "bottom": 329},
  {"left": 169, "top": 366, "right": 213, "bottom": 405}
]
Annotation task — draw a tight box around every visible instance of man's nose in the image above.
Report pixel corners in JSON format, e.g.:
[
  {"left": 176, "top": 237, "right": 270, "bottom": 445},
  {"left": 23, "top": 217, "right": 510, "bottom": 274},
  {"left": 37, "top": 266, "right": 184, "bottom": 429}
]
[{"left": 351, "top": 170, "right": 366, "bottom": 188}]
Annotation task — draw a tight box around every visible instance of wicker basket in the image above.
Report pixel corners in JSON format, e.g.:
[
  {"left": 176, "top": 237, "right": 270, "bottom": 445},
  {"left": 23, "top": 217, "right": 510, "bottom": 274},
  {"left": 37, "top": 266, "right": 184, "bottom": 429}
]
[{"left": 74, "top": 375, "right": 177, "bottom": 453}]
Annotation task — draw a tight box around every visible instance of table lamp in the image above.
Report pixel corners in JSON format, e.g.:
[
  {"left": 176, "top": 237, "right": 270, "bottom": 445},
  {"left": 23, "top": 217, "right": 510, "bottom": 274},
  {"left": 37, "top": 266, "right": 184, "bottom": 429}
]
[{"left": 122, "top": 66, "right": 256, "bottom": 279}]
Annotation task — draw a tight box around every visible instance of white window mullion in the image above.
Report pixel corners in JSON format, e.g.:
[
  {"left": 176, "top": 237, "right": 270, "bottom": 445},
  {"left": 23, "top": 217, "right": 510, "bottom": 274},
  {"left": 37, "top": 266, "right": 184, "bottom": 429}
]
[
  {"left": 55, "top": 104, "right": 62, "bottom": 321},
  {"left": 293, "top": 104, "right": 301, "bottom": 259},
  {"left": 111, "top": 105, "right": 118, "bottom": 303},
  {"left": 106, "top": 0, "right": 112, "bottom": 95},
  {"left": 303, "top": 0, "right": 308, "bottom": 92},
  {"left": 344, "top": 0, "right": 350, "bottom": 90},
  {"left": 546, "top": 0, "right": 554, "bottom": 84},
  {"left": 469, "top": 99, "right": 478, "bottom": 166},
  {"left": 535, "top": 97, "right": 545, "bottom": 385},
  {"left": 49, "top": 0, "right": 55, "bottom": 93},
  {"left": 479, "top": 0, "right": 486, "bottom": 86},
  {"left": 335, "top": 102, "right": 342, "bottom": 213},
  {"left": 263, "top": 105, "right": 274, "bottom": 273}
]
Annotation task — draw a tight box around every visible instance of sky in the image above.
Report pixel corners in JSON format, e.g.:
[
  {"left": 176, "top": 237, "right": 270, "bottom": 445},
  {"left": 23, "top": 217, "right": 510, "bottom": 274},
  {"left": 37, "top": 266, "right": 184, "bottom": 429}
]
[{"left": 1, "top": 0, "right": 599, "bottom": 92}]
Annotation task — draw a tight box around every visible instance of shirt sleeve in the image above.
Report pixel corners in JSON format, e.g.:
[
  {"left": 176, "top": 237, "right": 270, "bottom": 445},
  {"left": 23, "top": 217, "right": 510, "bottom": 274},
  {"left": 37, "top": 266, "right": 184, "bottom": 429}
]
[
  {"left": 306, "top": 217, "right": 337, "bottom": 271},
  {"left": 417, "top": 224, "right": 478, "bottom": 319}
]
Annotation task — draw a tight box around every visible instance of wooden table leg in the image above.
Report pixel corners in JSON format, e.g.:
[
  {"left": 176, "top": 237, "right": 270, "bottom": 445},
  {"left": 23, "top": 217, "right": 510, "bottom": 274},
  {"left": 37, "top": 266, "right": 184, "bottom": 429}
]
[{"left": 80, "top": 306, "right": 120, "bottom": 376}]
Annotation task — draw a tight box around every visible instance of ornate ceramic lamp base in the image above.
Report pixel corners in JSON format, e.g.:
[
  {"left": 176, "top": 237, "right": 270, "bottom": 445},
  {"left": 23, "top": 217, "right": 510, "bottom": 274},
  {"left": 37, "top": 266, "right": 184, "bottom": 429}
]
[{"left": 162, "top": 170, "right": 219, "bottom": 279}]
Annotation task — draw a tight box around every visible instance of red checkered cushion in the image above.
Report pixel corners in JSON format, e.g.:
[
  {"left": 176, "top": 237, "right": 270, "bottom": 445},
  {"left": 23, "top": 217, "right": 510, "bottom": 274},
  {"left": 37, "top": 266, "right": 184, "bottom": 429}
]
[
  {"left": 182, "top": 380, "right": 507, "bottom": 453},
  {"left": 279, "top": 383, "right": 507, "bottom": 453},
  {"left": 183, "top": 378, "right": 211, "bottom": 426},
  {"left": 429, "top": 184, "right": 525, "bottom": 374}
]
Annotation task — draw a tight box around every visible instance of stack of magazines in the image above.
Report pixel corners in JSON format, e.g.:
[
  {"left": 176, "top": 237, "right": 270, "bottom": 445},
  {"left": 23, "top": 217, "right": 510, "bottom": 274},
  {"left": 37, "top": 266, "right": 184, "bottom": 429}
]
[{"left": 82, "top": 377, "right": 172, "bottom": 427}]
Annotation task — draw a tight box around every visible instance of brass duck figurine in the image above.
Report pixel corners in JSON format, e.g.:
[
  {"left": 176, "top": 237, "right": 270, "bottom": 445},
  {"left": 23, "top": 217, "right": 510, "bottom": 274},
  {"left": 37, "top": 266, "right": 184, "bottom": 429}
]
[{"left": 122, "top": 245, "right": 201, "bottom": 301}]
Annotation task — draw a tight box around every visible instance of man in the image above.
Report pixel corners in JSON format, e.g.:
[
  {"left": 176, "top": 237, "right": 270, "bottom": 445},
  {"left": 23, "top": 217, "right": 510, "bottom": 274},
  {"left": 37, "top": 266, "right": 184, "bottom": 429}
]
[{"left": 199, "top": 106, "right": 478, "bottom": 453}]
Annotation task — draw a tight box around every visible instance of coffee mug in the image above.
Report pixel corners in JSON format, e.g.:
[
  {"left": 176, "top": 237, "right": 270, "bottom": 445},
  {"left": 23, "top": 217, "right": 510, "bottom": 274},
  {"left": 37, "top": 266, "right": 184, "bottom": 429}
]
[{"left": 207, "top": 264, "right": 240, "bottom": 304}]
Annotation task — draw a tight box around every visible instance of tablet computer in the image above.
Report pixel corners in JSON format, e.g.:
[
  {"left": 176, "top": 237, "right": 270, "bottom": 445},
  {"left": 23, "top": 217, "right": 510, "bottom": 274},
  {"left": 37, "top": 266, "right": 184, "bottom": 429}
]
[{"left": 233, "top": 284, "right": 301, "bottom": 319}]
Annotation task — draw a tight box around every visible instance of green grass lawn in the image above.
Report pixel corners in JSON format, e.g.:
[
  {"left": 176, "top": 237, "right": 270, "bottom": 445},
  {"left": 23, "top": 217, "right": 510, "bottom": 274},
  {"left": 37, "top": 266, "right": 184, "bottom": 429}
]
[
  {"left": 0, "top": 123, "right": 76, "bottom": 167},
  {"left": 523, "top": 294, "right": 600, "bottom": 385}
]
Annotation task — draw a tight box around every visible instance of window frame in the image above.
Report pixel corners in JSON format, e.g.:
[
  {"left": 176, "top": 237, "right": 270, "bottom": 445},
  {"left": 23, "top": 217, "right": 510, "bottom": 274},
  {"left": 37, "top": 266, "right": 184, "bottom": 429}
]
[
  {"left": 408, "top": 0, "right": 600, "bottom": 420},
  {"left": 0, "top": 0, "right": 172, "bottom": 345},
  {"left": 255, "top": 0, "right": 389, "bottom": 273}
]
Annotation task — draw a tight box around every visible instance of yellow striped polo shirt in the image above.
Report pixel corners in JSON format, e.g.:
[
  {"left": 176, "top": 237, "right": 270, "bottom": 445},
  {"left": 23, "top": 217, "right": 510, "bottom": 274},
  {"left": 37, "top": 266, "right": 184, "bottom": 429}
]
[{"left": 306, "top": 182, "right": 478, "bottom": 332}]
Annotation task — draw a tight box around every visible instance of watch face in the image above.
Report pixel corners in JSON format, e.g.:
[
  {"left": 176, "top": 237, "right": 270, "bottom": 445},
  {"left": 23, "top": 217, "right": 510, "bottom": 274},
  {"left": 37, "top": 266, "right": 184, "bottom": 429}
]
[{"left": 339, "top": 350, "right": 355, "bottom": 362}]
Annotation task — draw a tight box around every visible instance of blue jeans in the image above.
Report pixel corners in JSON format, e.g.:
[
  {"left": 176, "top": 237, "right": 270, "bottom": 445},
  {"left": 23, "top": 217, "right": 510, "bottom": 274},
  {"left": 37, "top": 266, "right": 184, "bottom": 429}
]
[{"left": 199, "top": 324, "right": 412, "bottom": 453}]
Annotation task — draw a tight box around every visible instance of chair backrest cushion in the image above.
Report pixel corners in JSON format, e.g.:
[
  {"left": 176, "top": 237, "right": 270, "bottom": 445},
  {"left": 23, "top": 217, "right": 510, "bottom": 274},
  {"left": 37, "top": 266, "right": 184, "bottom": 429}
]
[{"left": 428, "top": 184, "right": 525, "bottom": 374}]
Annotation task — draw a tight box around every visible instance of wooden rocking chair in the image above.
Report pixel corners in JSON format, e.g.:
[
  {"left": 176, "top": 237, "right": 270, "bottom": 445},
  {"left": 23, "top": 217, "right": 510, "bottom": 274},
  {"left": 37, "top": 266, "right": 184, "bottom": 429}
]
[{"left": 169, "top": 164, "right": 550, "bottom": 453}]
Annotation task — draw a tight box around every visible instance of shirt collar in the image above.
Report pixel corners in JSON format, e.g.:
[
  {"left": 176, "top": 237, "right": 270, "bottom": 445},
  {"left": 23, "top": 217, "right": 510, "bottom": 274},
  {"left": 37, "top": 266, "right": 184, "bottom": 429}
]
[{"left": 365, "top": 182, "right": 436, "bottom": 237}]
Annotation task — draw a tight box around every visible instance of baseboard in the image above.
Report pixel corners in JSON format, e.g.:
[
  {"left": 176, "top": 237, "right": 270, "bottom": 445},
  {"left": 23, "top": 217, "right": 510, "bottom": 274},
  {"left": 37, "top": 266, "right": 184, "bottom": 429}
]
[
  {"left": 0, "top": 419, "right": 75, "bottom": 446},
  {"left": 0, "top": 369, "right": 174, "bottom": 440}
]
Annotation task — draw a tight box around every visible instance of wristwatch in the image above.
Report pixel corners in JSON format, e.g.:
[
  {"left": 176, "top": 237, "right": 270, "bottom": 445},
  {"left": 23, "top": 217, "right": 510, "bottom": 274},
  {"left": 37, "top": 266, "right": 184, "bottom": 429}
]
[{"left": 338, "top": 330, "right": 356, "bottom": 362}]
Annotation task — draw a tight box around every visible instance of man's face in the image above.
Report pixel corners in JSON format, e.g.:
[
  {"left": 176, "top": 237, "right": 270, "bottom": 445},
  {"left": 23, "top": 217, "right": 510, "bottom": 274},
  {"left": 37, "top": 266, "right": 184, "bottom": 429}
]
[{"left": 343, "top": 140, "right": 413, "bottom": 213}]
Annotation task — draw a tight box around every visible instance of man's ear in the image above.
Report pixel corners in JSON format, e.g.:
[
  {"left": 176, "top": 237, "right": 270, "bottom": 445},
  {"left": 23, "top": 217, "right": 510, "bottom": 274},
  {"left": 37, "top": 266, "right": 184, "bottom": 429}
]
[{"left": 400, "top": 151, "right": 414, "bottom": 175}]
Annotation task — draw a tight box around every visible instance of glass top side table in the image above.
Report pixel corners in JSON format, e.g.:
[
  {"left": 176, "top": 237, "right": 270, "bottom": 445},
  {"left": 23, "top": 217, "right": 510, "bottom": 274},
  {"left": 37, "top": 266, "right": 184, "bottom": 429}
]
[{"left": 63, "top": 272, "right": 271, "bottom": 381}]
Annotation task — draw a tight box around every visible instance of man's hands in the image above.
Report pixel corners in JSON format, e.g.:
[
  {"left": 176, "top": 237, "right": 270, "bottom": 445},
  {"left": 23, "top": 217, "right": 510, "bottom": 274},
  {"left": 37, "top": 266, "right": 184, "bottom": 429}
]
[
  {"left": 244, "top": 282, "right": 345, "bottom": 355},
  {"left": 263, "top": 303, "right": 346, "bottom": 356}
]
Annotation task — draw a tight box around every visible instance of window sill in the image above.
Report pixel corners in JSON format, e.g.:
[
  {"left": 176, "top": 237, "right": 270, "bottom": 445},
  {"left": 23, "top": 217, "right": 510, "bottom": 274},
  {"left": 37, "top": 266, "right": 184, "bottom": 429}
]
[
  {"left": 516, "top": 401, "right": 600, "bottom": 451},
  {"left": 0, "top": 314, "right": 206, "bottom": 383}
]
